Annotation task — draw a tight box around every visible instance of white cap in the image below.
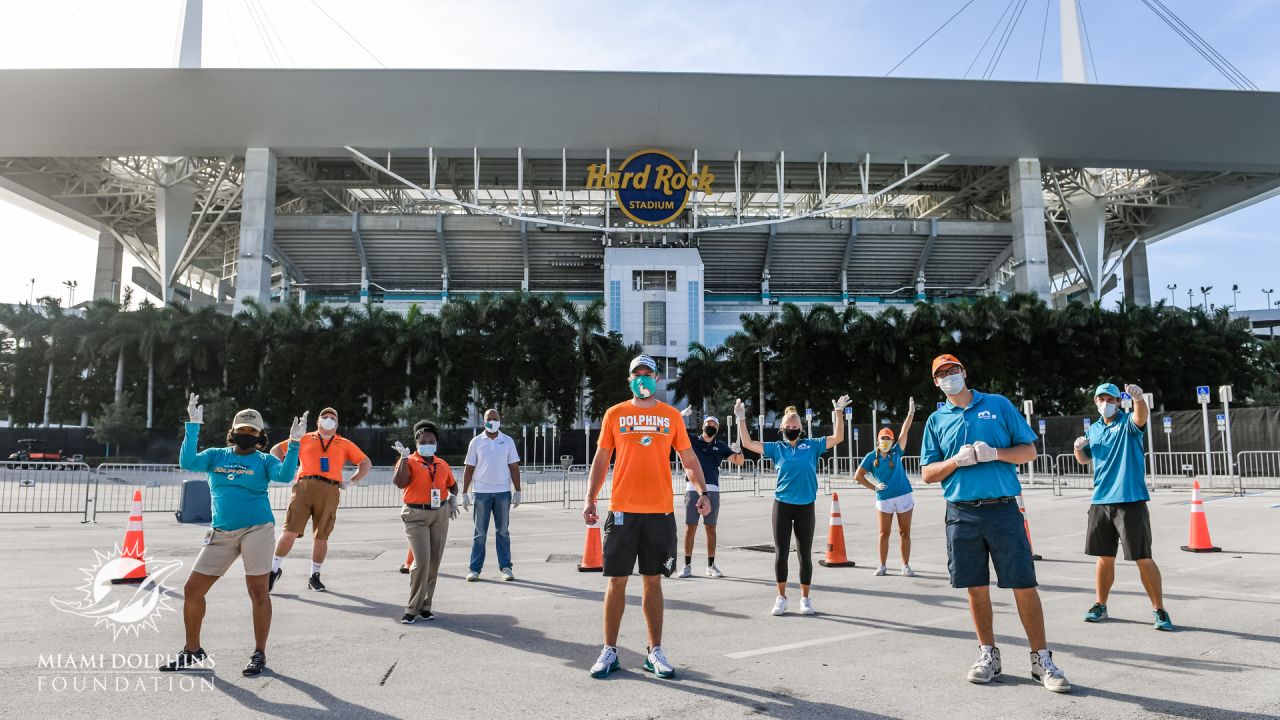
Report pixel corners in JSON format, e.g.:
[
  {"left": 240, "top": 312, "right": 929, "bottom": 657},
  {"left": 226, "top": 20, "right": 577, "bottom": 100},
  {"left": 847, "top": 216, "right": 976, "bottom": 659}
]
[{"left": 628, "top": 355, "right": 658, "bottom": 374}]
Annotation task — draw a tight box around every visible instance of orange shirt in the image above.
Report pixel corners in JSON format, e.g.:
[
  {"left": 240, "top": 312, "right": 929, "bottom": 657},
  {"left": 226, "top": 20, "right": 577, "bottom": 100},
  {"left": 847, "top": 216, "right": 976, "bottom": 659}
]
[
  {"left": 272, "top": 433, "right": 368, "bottom": 482},
  {"left": 400, "top": 454, "right": 456, "bottom": 505},
  {"left": 598, "top": 400, "right": 690, "bottom": 513}
]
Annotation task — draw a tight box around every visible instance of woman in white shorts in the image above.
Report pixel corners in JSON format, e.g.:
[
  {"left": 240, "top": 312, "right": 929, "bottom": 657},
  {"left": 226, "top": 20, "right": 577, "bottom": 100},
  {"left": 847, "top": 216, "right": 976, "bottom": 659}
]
[
  {"left": 853, "top": 398, "right": 916, "bottom": 577},
  {"left": 160, "top": 394, "right": 303, "bottom": 677}
]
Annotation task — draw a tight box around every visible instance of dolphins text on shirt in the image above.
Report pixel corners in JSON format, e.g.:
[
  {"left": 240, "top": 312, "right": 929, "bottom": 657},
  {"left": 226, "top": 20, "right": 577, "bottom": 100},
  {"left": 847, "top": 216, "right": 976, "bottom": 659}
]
[{"left": 617, "top": 415, "right": 673, "bottom": 434}]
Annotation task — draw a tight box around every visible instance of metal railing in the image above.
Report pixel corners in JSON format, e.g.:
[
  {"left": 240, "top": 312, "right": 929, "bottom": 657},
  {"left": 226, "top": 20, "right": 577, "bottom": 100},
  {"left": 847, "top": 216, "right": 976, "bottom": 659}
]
[{"left": 0, "top": 462, "right": 95, "bottom": 519}]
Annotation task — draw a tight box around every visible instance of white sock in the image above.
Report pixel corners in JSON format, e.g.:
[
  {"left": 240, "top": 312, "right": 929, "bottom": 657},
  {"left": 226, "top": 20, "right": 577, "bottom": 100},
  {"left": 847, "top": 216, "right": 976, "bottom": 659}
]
[
  {"left": 271, "top": 556, "right": 283, "bottom": 573},
  {"left": 311, "top": 562, "right": 322, "bottom": 575},
  {"left": 980, "top": 644, "right": 995, "bottom": 653}
]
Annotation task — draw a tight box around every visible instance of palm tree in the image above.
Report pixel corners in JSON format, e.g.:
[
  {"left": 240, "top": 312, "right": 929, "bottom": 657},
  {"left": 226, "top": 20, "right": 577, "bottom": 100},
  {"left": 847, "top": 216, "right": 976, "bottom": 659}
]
[
  {"left": 725, "top": 312, "right": 777, "bottom": 424},
  {"left": 559, "top": 297, "right": 607, "bottom": 427},
  {"left": 670, "top": 342, "right": 725, "bottom": 415}
]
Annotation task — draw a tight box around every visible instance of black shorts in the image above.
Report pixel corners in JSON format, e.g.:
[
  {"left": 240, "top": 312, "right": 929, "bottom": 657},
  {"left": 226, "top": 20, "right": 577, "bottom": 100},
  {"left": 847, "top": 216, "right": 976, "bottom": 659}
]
[
  {"left": 602, "top": 511, "right": 677, "bottom": 577},
  {"left": 1085, "top": 502, "right": 1153, "bottom": 561}
]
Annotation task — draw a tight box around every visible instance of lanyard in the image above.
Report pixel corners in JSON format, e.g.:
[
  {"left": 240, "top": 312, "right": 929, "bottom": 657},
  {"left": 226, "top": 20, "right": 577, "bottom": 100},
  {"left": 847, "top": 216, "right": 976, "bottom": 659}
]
[{"left": 317, "top": 432, "right": 336, "bottom": 455}]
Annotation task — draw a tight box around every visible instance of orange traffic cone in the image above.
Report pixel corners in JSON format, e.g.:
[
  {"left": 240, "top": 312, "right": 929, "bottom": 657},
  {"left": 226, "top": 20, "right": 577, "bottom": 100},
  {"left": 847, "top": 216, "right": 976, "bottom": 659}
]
[
  {"left": 1181, "top": 480, "right": 1221, "bottom": 553},
  {"left": 578, "top": 522, "right": 603, "bottom": 572},
  {"left": 401, "top": 549, "right": 413, "bottom": 574},
  {"left": 818, "top": 493, "right": 856, "bottom": 568},
  {"left": 1016, "top": 494, "right": 1042, "bottom": 561},
  {"left": 111, "top": 489, "right": 148, "bottom": 584}
]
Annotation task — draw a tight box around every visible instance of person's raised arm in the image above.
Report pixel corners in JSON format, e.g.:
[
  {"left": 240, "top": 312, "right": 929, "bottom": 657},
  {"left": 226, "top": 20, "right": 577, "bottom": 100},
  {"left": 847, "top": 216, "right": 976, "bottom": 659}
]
[
  {"left": 826, "top": 394, "right": 850, "bottom": 449},
  {"left": 268, "top": 413, "right": 307, "bottom": 483},
  {"left": 898, "top": 397, "right": 916, "bottom": 450},
  {"left": 179, "top": 393, "right": 211, "bottom": 472},
  {"left": 391, "top": 442, "right": 412, "bottom": 488},
  {"left": 1127, "top": 383, "right": 1149, "bottom": 429},
  {"left": 733, "top": 398, "right": 763, "bottom": 455}
]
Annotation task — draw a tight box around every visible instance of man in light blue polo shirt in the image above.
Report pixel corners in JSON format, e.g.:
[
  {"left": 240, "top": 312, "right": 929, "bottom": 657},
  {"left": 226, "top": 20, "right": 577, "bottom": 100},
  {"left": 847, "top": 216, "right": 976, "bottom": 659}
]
[
  {"left": 1074, "top": 382, "right": 1172, "bottom": 631},
  {"left": 921, "top": 354, "right": 1070, "bottom": 693}
]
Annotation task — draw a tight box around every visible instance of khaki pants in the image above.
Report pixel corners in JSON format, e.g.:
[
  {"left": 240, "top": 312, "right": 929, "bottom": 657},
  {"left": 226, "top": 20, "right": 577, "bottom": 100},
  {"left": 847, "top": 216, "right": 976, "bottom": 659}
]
[{"left": 402, "top": 505, "right": 450, "bottom": 615}]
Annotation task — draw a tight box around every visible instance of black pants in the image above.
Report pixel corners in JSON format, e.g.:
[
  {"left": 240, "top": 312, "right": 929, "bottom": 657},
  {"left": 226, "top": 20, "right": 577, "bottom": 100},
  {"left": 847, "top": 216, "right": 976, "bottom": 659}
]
[{"left": 772, "top": 500, "right": 816, "bottom": 585}]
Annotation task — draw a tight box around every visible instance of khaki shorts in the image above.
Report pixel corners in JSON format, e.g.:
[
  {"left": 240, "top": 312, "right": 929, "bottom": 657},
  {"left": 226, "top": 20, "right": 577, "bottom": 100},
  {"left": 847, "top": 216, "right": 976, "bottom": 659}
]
[
  {"left": 192, "top": 522, "right": 275, "bottom": 577},
  {"left": 283, "top": 477, "right": 341, "bottom": 539}
]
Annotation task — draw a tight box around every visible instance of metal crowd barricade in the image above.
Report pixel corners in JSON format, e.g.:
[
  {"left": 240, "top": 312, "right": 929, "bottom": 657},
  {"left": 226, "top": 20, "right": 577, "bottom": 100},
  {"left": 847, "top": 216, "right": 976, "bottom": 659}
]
[
  {"left": 1234, "top": 451, "right": 1280, "bottom": 489},
  {"left": 0, "top": 461, "right": 95, "bottom": 519}
]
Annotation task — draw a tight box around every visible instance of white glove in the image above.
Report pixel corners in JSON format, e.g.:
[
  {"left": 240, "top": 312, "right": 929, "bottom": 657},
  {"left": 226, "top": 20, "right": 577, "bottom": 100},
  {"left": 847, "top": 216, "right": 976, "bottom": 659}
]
[
  {"left": 874, "top": 481, "right": 887, "bottom": 492},
  {"left": 733, "top": 398, "right": 747, "bottom": 421},
  {"left": 1074, "top": 436, "right": 1089, "bottom": 450},
  {"left": 392, "top": 441, "right": 411, "bottom": 459},
  {"left": 340, "top": 479, "right": 351, "bottom": 490},
  {"left": 953, "top": 444, "right": 977, "bottom": 467},
  {"left": 288, "top": 412, "right": 308, "bottom": 443},
  {"left": 512, "top": 491, "right": 521, "bottom": 508},
  {"left": 1125, "top": 384, "right": 1144, "bottom": 399},
  {"left": 187, "top": 393, "right": 203, "bottom": 424},
  {"left": 907, "top": 397, "right": 915, "bottom": 416},
  {"left": 447, "top": 495, "right": 459, "bottom": 520},
  {"left": 730, "top": 441, "right": 742, "bottom": 454},
  {"left": 832, "top": 395, "right": 851, "bottom": 414},
  {"left": 462, "top": 492, "right": 473, "bottom": 510},
  {"left": 681, "top": 405, "right": 693, "bottom": 418},
  {"left": 972, "top": 441, "right": 999, "bottom": 463}
]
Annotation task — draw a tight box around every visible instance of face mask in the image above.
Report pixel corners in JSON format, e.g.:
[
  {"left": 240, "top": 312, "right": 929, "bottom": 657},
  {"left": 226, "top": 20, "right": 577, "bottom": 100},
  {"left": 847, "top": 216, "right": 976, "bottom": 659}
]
[
  {"left": 878, "top": 439, "right": 893, "bottom": 452},
  {"left": 318, "top": 417, "right": 337, "bottom": 432},
  {"left": 1097, "top": 402, "right": 1117, "bottom": 419},
  {"left": 484, "top": 420, "right": 501, "bottom": 433},
  {"left": 232, "top": 433, "right": 259, "bottom": 450},
  {"left": 629, "top": 375, "right": 657, "bottom": 399},
  {"left": 703, "top": 425, "right": 718, "bottom": 438},
  {"left": 417, "top": 443, "right": 436, "bottom": 457},
  {"left": 783, "top": 428, "right": 802, "bottom": 442},
  {"left": 937, "top": 373, "right": 966, "bottom": 396}
]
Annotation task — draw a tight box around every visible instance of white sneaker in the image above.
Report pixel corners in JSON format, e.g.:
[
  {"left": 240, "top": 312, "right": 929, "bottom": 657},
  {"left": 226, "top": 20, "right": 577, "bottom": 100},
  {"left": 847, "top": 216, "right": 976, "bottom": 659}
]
[
  {"left": 644, "top": 645, "right": 676, "bottom": 679},
  {"left": 901, "top": 565, "right": 916, "bottom": 577},
  {"left": 1031, "top": 651, "right": 1072, "bottom": 693},
  {"left": 966, "top": 645, "right": 1002, "bottom": 684},
  {"left": 678, "top": 564, "right": 693, "bottom": 579},
  {"left": 705, "top": 564, "right": 723, "bottom": 578},
  {"left": 465, "top": 571, "right": 479, "bottom": 582},
  {"left": 589, "top": 646, "right": 619, "bottom": 679},
  {"left": 800, "top": 596, "right": 815, "bottom": 615},
  {"left": 771, "top": 596, "right": 788, "bottom": 616},
  {"left": 874, "top": 565, "right": 888, "bottom": 576},
  {"left": 500, "top": 567, "right": 514, "bottom": 581}
]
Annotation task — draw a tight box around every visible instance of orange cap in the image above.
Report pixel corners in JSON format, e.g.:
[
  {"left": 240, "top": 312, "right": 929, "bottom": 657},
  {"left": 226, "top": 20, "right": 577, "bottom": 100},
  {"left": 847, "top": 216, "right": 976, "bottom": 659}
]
[
  {"left": 877, "top": 427, "right": 895, "bottom": 440},
  {"left": 931, "top": 354, "right": 964, "bottom": 375}
]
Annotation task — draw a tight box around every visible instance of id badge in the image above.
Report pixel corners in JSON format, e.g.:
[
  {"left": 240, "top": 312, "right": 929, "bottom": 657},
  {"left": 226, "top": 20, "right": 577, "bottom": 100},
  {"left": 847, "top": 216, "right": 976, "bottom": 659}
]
[
  {"left": 613, "top": 511, "right": 624, "bottom": 526},
  {"left": 430, "top": 488, "right": 441, "bottom": 509},
  {"left": 320, "top": 456, "right": 330, "bottom": 473},
  {"left": 202, "top": 529, "right": 214, "bottom": 546}
]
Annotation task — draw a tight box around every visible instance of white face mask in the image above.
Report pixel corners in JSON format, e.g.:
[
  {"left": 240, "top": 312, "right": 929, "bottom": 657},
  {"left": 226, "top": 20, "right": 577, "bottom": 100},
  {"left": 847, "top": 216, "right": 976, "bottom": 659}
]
[
  {"left": 1097, "top": 401, "right": 1118, "bottom": 419},
  {"left": 318, "top": 417, "right": 337, "bottom": 432},
  {"left": 417, "top": 443, "right": 436, "bottom": 457},
  {"left": 937, "top": 373, "right": 966, "bottom": 396},
  {"left": 484, "top": 420, "right": 501, "bottom": 433}
]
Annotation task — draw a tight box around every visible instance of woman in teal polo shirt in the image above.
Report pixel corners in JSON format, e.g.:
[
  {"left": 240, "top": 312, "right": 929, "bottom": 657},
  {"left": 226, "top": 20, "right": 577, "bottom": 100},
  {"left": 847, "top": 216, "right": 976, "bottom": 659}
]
[
  {"left": 735, "top": 396, "right": 849, "bottom": 617},
  {"left": 853, "top": 397, "right": 916, "bottom": 577}
]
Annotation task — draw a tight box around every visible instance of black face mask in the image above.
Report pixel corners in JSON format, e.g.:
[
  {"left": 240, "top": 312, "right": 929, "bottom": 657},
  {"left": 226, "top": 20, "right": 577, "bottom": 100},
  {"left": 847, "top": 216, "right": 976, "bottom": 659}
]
[
  {"left": 232, "top": 433, "right": 259, "bottom": 450},
  {"left": 703, "top": 425, "right": 718, "bottom": 438},
  {"left": 783, "top": 428, "right": 802, "bottom": 442}
]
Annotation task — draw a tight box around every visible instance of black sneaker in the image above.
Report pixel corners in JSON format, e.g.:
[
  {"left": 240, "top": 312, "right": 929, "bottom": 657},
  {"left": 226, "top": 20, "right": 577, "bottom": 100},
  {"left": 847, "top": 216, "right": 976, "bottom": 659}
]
[
  {"left": 399, "top": 565, "right": 410, "bottom": 574},
  {"left": 159, "top": 647, "right": 207, "bottom": 672},
  {"left": 419, "top": 610, "right": 435, "bottom": 621},
  {"left": 307, "top": 572, "right": 326, "bottom": 592},
  {"left": 268, "top": 568, "right": 282, "bottom": 593},
  {"left": 400, "top": 613, "right": 417, "bottom": 624},
  {"left": 242, "top": 650, "right": 266, "bottom": 677}
]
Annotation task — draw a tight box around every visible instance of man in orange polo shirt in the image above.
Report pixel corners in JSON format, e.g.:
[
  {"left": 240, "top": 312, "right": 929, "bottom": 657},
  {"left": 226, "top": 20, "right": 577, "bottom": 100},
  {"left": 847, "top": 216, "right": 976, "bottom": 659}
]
[
  {"left": 585, "top": 355, "right": 710, "bottom": 680},
  {"left": 268, "top": 407, "right": 371, "bottom": 593},
  {"left": 393, "top": 420, "right": 459, "bottom": 624}
]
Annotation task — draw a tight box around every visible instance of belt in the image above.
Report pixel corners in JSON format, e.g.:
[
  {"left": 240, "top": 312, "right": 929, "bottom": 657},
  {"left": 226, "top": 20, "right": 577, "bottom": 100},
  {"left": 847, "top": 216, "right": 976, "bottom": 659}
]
[
  {"left": 301, "top": 475, "right": 340, "bottom": 485},
  {"left": 951, "top": 496, "right": 1016, "bottom": 507},
  {"left": 403, "top": 503, "right": 441, "bottom": 510}
]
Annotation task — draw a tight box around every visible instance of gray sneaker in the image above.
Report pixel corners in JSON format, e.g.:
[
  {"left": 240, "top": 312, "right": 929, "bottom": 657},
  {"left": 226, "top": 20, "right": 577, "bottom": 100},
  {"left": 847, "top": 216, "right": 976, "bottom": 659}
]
[
  {"left": 1031, "top": 651, "right": 1071, "bottom": 693},
  {"left": 966, "top": 646, "right": 1001, "bottom": 684}
]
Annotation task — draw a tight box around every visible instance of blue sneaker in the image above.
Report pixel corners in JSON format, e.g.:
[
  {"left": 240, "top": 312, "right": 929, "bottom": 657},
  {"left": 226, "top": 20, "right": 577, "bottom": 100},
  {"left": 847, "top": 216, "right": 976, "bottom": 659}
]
[
  {"left": 1083, "top": 602, "right": 1107, "bottom": 623},
  {"left": 643, "top": 646, "right": 676, "bottom": 679},
  {"left": 1153, "top": 608, "right": 1174, "bottom": 631}
]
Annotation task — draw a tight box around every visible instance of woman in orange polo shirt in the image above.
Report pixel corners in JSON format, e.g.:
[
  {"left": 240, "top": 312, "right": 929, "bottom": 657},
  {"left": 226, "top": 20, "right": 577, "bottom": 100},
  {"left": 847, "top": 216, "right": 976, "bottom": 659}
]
[{"left": 392, "top": 420, "right": 458, "bottom": 624}]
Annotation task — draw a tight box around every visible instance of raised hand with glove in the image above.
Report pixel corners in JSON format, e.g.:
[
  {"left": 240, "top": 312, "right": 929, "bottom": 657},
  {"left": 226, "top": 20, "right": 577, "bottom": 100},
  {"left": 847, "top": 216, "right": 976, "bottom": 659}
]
[
  {"left": 733, "top": 398, "right": 747, "bottom": 421},
  {"left": 832, "top": 394, "right": 852, "bottom": 415},
  {"left": 289, "top": 412, "right": 309, "bottom": 443},
  {"left": 392, "top": 441, "right": 411, "bottom": 460},
  {"left": 187, "top": 393, "right": 203, "bottom": 424},
  {"left": 971, "top": 441, "right": 1000, "bottom": 463}
]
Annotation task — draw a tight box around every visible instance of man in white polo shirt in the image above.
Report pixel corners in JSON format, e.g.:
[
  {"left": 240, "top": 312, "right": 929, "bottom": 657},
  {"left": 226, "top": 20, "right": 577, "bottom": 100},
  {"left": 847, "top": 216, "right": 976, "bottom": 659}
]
[{"left": 462, "top": 408, "right": 522, "bottom": 581}]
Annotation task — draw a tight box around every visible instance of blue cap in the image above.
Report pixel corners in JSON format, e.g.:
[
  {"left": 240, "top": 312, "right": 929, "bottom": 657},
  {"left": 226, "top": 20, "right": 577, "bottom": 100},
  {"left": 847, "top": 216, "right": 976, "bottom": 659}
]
[
  {"left": 628, "top": 355, "right": 658, "bottom": 374},
  {"left": 1094, "top": 383, "right": 1121, "bottom": 399}
]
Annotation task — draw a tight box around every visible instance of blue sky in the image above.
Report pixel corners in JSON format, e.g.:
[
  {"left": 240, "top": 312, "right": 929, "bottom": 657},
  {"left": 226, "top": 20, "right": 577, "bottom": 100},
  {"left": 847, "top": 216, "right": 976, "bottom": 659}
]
[{"left": 0, "top": 0, "right": 1276, "bottom": 309}]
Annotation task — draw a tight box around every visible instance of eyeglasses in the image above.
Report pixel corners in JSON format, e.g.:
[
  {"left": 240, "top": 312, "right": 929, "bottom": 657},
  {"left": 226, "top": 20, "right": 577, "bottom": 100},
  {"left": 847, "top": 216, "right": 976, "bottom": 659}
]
[{"left": 933, "top": 365, "right": 964, "bottom": 381}]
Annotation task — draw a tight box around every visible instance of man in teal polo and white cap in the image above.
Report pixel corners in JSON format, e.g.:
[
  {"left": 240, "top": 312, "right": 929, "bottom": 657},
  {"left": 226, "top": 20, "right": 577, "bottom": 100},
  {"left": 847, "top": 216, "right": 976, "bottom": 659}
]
[{"left": 1073, "top": 382, "right": 1173, "bottom": 632}]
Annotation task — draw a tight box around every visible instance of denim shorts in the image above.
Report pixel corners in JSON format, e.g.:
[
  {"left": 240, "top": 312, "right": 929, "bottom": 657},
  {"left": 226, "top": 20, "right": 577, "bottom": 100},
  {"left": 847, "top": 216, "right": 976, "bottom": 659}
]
[{"left": 944, "top": 500, "right": 1037, "bottom": 589}]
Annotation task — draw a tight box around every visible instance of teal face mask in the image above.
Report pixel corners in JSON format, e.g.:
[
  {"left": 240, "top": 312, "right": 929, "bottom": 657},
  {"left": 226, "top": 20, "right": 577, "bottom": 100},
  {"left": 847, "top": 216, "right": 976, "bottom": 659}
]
[{"left": 629, "top": 375, "right": 657, "bottom": 399}]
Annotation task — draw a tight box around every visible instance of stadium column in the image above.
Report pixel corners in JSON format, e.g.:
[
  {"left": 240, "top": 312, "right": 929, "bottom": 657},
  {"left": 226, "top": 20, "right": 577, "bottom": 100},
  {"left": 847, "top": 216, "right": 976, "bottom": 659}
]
[
  {"left": 155, "top": 181, "right": 196, "bottom": 304},
  {"left": 92, "top": 230, "right": 123, "bottom": 303},
  {"left": 1066, "top": 193, "right": 1107, "bottom": 301},
  {"left": 1008, "top": 159, "right": 1052, "bottom": 301},
  {"left": 233, "top": 148, "right": 277, "bottom": 313},
  {"left": 1123, "top": 240, "right": 1152, "bottom": 306}
]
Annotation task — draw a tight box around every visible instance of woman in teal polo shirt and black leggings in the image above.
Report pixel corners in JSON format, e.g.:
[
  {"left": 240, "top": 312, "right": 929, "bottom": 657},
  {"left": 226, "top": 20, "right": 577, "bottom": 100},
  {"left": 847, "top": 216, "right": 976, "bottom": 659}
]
[{"left": 735, "top": 396, "right": 849, "bottom": 617}]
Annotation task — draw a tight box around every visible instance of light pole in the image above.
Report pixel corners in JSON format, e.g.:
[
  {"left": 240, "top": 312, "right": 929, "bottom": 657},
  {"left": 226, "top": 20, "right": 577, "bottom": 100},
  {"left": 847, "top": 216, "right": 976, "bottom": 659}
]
[
  {"left": 1199, "top": 285, "right": 1213, "bottom": 310},
  {"left": 1186, "top": 288, "right": 1193, "bottom": 307},
  {"left": 62, "top": 280, "right": 78, "bottom": 306},
  {"left": 1264, "top": 289, "right": 1275, "bottom": 338},
  {"left": 1231, "top": 284, "right": 1239, "bottom": 309},
  {"left": 1166, "top": 283, "right": 1177, "bottom": 307}
]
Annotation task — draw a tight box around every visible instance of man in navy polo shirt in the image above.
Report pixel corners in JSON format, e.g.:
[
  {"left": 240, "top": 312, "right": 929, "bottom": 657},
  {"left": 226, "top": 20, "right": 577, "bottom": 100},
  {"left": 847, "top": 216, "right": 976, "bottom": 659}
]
[
  {"left": 1074, "top": 382, "right": 1172, "bottom": 631},
  {"left": 676, "top": 411, "right": 743, "bottom": 579},
  {"left": 921, "top": 354, "right": 1071, "bottom": 693}
]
